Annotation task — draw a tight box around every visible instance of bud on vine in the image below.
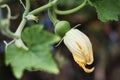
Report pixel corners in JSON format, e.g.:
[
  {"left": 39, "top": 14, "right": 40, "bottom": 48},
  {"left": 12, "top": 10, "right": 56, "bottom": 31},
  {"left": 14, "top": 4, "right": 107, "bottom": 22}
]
[
  {"left": 54, "top": 21, "right": 71, "bottom": 37},
  {"left": 63, "top": 29, "right": 94, "bottom": 73}
]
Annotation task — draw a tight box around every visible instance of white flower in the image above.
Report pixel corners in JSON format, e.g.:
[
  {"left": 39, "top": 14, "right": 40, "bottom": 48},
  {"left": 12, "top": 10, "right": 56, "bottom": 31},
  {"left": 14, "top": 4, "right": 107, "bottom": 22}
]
[{"left": 63, "top": 29, "right": 94, "bottom": 73}]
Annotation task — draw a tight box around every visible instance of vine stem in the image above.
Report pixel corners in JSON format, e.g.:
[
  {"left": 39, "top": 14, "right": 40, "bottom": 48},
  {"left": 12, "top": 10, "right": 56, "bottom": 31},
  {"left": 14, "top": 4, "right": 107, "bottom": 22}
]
[
  {"left": 2, "top": 26, "right": 19, "bottom": 39},
  {"left": 54, "top": 0, "right": 87, "bottom": 15},
  {"left": 15, "top": 0, "right": 59, "bottom": 36},
  {"left": 29, "top": 0, "right": 59, "bottom": 15},
  {"left": 0, "top": 5, "right": 19, "bottom": 39},
  {"left": 0, "top": 4, "right": 11, "bottom": 19},
  {"left": 15, "top": 19, "right": 27, "bottom": 37},
  {"left": 15, "top": 0, "right": 30, "bottom": 37},
  {"left": 14, "top": 0, "right": 30, "bottom": 50}
]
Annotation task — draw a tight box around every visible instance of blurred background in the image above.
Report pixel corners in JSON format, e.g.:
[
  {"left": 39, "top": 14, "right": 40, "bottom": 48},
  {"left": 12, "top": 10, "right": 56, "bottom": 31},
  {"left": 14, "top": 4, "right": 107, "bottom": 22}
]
[{"left": 0, "top": 0, "right": 120, "bottom": 80}]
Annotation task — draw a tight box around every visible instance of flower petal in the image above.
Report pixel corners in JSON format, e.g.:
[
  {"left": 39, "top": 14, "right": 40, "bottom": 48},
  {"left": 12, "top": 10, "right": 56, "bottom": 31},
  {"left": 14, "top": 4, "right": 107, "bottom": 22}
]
[
  {"left": 72, "top": 53, "right": 94, "bottom": 73},
  {"left": 63, "top": 28, "right": 94, "bottom": 73}
]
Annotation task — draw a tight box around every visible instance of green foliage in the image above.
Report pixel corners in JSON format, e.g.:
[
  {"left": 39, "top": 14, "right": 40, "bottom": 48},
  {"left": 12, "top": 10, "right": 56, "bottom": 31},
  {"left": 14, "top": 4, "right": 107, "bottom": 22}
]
[
  {"left": 5, "top": 25, "right": 60, "bottom": 79},
  {"left": 88, "top": 0, "right": 120, "bottom": 22}
]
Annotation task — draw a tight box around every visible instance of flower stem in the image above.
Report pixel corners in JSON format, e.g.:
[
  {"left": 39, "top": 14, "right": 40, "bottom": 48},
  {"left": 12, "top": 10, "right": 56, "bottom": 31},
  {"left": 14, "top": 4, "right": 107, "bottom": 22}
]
[
  {"left": 48, "top": 7, "right": 59, "bottom": 26},
  {"left": 48, "top": 0, "right": 59, "bottom": 26},
  {"left": 54, "top": 0, "right": 87, "bottom": 15}
]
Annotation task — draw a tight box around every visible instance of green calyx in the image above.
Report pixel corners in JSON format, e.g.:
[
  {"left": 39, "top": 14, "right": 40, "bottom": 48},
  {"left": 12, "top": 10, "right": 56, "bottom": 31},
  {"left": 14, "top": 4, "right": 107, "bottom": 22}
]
[{"left": 55, "top": 21, "right": 71, "bottom": 37}]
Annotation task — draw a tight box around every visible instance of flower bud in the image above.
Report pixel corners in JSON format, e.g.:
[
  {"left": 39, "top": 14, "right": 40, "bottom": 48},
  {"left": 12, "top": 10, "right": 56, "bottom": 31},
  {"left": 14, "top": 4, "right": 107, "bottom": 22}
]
[
  {"left": 63, "top": 29, "right": 94, "bottom": 73},
  {"left": 25, "top": 14, "right": 38, "bottom": 22}
]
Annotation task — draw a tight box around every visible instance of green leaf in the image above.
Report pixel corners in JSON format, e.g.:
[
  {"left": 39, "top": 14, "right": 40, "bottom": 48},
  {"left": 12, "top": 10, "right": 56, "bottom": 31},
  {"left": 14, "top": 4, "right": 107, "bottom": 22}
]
[
  {"left": 5, "top": 25, "right": 60, "bottom": 79},
  {"left": 88, "top": 0, "right": 120, "bottom": 22}
]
